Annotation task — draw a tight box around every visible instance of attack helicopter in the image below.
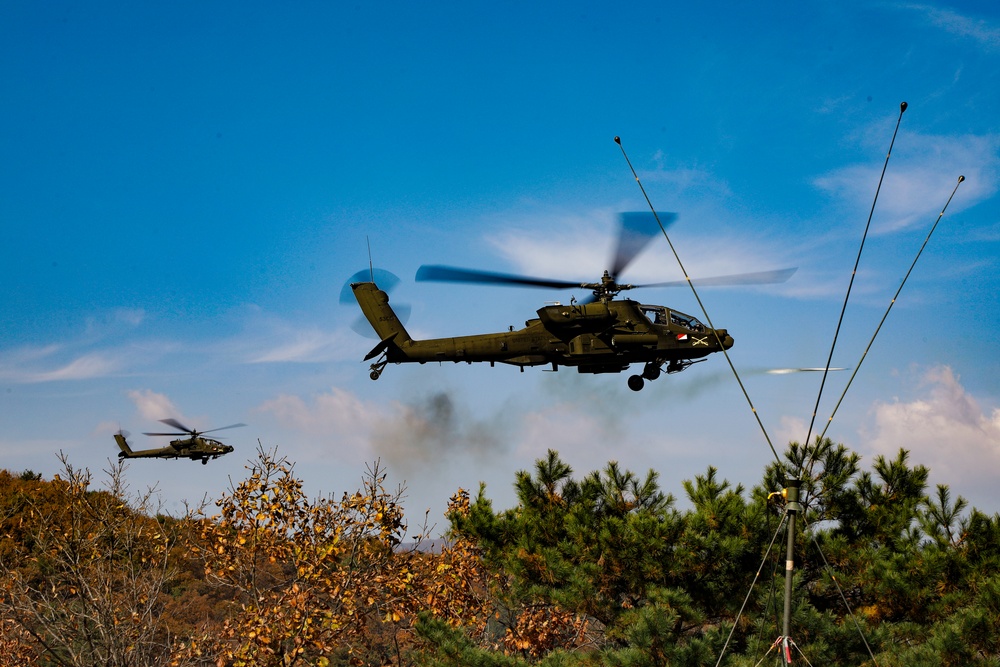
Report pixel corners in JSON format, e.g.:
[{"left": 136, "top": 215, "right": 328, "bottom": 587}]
[
  {"left": 351, "top": 212, "right": 796, "bottom": 391},
  {"left": 114, "top": 418, "right": 244, "bottom": 464}
]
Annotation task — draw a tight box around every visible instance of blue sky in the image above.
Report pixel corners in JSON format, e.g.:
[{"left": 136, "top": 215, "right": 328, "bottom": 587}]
[{"left": 2, "top": 1, "right": 998, "bottom": 532}]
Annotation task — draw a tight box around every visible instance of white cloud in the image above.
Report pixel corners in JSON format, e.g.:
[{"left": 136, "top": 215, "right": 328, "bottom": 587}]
[
  {"left": 513, "top": 399, "right": 646, "bottom": 475},
  {"left": 258, "top": 387, "right": 380, "bottom": 437},
  {"left": 255, "top": 387, "right": 384, "bottom": 464},
  {"left": 775, "top": 414, "right": 809, "bottom": 449},
  {"left": 813, "top": 132, "right": 999, "bottom": 232},
  {"left": 485, "top": 210, "right": 614, "bottom": 281},
  {"left": 127, "top": 389, "right": 184, "bottom": 423},
  {"left": 484, "top": 207, "right": 796, "bottom": 288},
  {"left": 865, "top": 365, "right": 1000, "bottom": 507}
]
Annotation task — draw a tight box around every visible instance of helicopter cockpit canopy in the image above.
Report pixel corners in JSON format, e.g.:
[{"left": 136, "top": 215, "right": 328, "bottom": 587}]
[{"left": 641, "top": 305, "right": 706, "bottom": 332}]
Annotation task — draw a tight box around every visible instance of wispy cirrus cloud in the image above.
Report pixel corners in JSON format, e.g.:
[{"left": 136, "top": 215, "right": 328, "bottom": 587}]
[
  {"left": 206, "top": 305, "right": 362, "bottom": 364},
  {"left": 0, "top": 348, "right": 121, "bottom": 383},
  {"left": 814, "top": 131, "right": 999, "bottom": 232},
  {"left": 0, "top": 308, "right": 154, "bottom": 383},
  {"left": 899, "top": 3, "right": 1000, "bottom": 52},
  {"left": 247, "top": 327, "right": 355, "bottom": 363}
]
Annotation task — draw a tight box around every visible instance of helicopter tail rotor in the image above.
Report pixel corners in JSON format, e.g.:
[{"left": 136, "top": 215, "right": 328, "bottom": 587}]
[{"left": 341, "top": 268, "right": 411, "bottom": 337}]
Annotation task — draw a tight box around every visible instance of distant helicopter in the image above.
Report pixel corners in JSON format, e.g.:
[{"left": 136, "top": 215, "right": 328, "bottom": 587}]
[
  {"left": 350, "top": 213, "right": 796, "bottom": 391},
  {"left": 114, "top": 418, "right": 244, "bottom": 464}
]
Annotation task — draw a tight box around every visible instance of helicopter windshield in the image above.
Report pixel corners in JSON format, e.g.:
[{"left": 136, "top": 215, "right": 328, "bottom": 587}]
[{"left": 641, "top": 305, "right": 705, "bottom": 332}]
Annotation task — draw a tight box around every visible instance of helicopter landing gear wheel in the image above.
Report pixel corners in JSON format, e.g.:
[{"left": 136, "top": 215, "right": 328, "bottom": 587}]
[
  {"left": 627, "top": 374, "right": 645, "bottom": 392},
  {"left": 642, "top": 362, "right": 661, "bottom": 381},
  {"left": 369, "top": 357, "right": 388, "bottom": 381}
]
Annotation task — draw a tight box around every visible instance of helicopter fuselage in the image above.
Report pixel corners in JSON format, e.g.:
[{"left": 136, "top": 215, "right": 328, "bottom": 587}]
[
  {"left": 353, "top": 282, "right": 733, "bottom": 390},
  {"left": 115, "top": 432, "right": 234, "bottom": 464}
]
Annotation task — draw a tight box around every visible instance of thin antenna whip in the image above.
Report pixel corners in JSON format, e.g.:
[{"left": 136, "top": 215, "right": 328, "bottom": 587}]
[
  {"left": 615, "top": 136, "right": 783, "bottom": 468},
  {"left": 367, "top": 236, "right": 374, "bottom": 283},
  {"left": 803, "top": 102, "right": 907, "bottom": 450},
  {"left": 810, "top": 175, "right": 964, "bottom": 451}
]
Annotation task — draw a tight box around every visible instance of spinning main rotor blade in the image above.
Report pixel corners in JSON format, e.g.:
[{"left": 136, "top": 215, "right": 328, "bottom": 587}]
[
  {"left": 417, "top": 212, "right": 674, "bottom": 290},
  {"left": 636, "top": 267, "right": 798, "bottom": 289},
  {"left": 416, "top": 265, "right": 586, "bottom": 290},
  {"left": 144, "top": 419, "right": 246, "bottom": 437},
  {"left": 200, "top": 423, "right": 246, "bottom": 434},
  {"left": 417, "top": 266, "right": 798, "bottom": 292},
  {"left": 159, "top": 418, "right": 192, "bottom": 433},
  {"left": 610, "top": 212, "right": 675, "bottom": 279}
]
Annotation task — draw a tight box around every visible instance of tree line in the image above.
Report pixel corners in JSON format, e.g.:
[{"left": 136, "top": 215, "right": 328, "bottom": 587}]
[{"left": 1, "top": 439, "right": 998, "bottom": 666}]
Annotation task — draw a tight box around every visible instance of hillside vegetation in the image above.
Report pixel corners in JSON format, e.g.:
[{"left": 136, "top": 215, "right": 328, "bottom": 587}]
[{"left": 2, "top": 440, "right": 998, "bottom": 666}]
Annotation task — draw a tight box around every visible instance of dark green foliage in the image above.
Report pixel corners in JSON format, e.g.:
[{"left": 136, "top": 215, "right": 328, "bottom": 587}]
[{"left": 422, "top": 440, "right": 1000, "bottom": 665}]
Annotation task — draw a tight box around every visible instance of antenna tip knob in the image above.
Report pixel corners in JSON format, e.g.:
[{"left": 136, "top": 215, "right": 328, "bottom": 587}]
[
  {"left": 958, "top": 175, "right": 965, "bottom": 183},
  {"left": 614, "top": 136, "right": 621, "bottom": 144},
  {"left": 900, "top": 101, "right": 908, "bottom": 112}
]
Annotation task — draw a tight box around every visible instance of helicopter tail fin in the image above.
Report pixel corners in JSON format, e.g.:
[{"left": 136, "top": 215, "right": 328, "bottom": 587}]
[
  {"left": 351, "top": 282, "right": 414, "bottom": 345},
  {"left": 114, "top": 432, "right": 133, "bottom": 457}
]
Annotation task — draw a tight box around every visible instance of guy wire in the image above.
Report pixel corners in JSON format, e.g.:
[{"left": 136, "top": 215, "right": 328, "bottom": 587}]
[
  {"left": 714, "top": 510, "right": 788, "bottom": 667},
  {"left": 615, "top": 136, "right": 783, "bottom": 468}
]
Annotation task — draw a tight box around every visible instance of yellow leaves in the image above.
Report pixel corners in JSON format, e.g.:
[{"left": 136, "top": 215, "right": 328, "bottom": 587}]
[{"left": 178, "top": 449, "right": 494, "bottom": 663}]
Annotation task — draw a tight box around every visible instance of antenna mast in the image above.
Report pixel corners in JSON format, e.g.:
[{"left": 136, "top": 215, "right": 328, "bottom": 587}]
[
  {"left": 367, "top": 236, "right": 374, "bottom": 283},
  {"left": 779, "top": 479, "right": 802, "bottom": 665}
]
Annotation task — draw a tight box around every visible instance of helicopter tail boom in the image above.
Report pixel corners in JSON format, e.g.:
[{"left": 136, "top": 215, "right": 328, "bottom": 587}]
[
  {"left": 114, "top": 432, "right": 133, "bottom": 457},
  {"left": 352, "top": 282, "right": 414, "bottom": 345}
]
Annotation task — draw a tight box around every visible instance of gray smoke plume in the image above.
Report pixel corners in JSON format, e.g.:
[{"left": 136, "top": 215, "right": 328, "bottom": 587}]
[{"left": 369, "top": 390, "right": 508, "bottom": 476}]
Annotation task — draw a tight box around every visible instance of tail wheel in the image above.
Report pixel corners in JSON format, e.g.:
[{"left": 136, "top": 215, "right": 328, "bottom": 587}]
[{"left": 369, "top": 359, "right": 388, "bottom": 381}]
